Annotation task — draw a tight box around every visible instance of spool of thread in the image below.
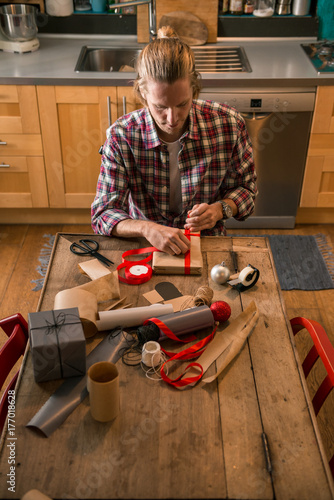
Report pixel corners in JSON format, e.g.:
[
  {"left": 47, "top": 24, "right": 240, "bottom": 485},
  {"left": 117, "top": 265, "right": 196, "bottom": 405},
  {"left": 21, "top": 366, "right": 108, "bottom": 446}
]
[
  {"left": 141, "top": 341, "right": 162, "bottom": 368},
  {"left": 137, "top": 323, "right": 160, "bottom": 344},
  {"left": 180, "top": 286, "right": 214, "bottom": 310}
]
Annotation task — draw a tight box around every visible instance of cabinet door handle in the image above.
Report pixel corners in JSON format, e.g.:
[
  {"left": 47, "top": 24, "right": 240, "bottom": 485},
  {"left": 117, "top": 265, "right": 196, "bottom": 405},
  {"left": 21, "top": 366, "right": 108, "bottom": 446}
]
[
  {"left": 107, "top": 96, "right": 112, "bottom": 127},
  {"left": 122, "top": 96, "right": 127, "bottom": 116},
  {"left": 0, "top": 140, "right": 7, "bottom": 145},
  {"left": 0, "top": 163, "right": 10, "bottom": 168}
]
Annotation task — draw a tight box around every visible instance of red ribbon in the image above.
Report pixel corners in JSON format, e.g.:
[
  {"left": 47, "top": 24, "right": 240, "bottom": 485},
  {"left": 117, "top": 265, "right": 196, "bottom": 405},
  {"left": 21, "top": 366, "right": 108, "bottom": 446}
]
[
  {"left": 159, "top": 324, "right": 218, "bottom": 388},
  {"left": 184, "top": 229, "right": 191, "bottom": 275},
  {"left": 117, "top": 246, "right": 157, "bottom": 285},
  {"left": 144, "top": 317, "right": 197, "bottom": 345},
  {"left": 116, "top": 231, "right": 200, "bottom": 284}
]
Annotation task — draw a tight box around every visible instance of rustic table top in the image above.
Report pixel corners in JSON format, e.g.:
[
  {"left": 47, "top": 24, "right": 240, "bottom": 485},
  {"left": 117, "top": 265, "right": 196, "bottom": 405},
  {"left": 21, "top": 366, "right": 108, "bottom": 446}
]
[{"left": 0, "top": 234, "right": 333, "bottom": 500}]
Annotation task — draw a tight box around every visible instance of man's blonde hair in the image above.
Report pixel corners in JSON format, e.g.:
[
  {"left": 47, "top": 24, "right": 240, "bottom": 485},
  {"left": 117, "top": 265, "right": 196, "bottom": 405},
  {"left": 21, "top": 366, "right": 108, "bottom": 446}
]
[{"left": 133, "top": 26, "right": 202, "bottom": 104}]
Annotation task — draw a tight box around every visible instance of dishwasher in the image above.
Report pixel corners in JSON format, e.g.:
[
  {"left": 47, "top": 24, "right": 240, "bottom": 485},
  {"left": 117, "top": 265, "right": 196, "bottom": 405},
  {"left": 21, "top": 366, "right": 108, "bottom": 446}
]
[{"left": 200, "top": 87, "right": 316, "bottom": 229}]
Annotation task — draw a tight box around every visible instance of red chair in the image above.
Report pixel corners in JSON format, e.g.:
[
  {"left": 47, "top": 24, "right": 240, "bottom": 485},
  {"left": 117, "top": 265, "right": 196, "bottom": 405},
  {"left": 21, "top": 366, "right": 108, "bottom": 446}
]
[
  {"left": 290, "top": 317, "right": 334, "bottom": 479},
  {"left": 0, "top": 313, "right": 29, "bottom": 434}
]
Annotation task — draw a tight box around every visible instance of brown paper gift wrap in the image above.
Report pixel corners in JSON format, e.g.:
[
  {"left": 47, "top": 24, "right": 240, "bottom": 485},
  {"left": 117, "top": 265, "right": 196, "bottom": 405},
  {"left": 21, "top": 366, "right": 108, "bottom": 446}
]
[
  {"left": 28, "top": 307, "right": 86, "bottom": 383},
  {"left": 152, "top": 233, "right": 202, "bottom": 275}
]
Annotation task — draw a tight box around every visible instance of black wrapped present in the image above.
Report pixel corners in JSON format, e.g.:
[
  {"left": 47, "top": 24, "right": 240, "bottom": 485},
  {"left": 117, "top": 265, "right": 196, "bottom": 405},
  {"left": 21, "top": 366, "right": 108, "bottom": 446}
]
[{"left": 28, "top": 307, "right": 86, "bottom": 383}]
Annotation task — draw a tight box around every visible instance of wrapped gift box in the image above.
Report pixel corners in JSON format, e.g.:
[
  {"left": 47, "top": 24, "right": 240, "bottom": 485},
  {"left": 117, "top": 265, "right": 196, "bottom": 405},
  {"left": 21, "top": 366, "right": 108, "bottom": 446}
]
[
  {"left": 152, "top": 232, "right": 202, "bottom": 275},
  {"left": 28, "top": 307, "right": 86, "bottom": 383}
]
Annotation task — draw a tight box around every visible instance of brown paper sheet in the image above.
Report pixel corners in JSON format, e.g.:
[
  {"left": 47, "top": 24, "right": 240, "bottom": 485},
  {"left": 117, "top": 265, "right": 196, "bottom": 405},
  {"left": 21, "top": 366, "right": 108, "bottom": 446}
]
[
  {"left": 78, "top": 258, "right": 111, "bottom": 280},
  {"left": 54, "top": 289, "right": 98, "bottom": 339},
  {"left": 143, "top": 289, "right": 192, "bottom": 312},
  {"left": 75, "top": 271, "right": 120, "bottom": 302},
  {"left": 152, "top": 233, "right": 202, "bottom": 275},
  {"left": 179, "top": 301, "right": 259, "bottom": 387}
]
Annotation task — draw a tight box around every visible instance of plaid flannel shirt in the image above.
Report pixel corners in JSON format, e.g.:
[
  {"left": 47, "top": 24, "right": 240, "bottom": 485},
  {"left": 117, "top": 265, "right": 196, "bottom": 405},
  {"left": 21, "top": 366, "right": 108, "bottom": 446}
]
[{"left": 91, "top": 99, "right": 257, "bottom": 236}]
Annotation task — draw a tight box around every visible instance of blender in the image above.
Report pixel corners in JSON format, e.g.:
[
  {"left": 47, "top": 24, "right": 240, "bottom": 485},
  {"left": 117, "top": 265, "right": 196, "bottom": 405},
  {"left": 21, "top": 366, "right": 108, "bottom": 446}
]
[{"left": 0, "top": 4, "right": 40, "bottom": 53}]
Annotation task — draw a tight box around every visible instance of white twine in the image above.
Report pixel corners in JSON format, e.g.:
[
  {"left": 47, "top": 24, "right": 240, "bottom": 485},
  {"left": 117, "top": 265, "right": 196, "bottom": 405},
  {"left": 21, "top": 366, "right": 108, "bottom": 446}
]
[{"left": 141, "top": 341, "right": 168, "bottom": 381}]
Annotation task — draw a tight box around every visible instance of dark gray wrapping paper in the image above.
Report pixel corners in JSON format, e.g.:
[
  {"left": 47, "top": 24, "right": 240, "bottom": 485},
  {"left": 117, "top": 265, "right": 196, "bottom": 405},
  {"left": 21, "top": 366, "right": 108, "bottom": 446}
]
[
  {"left": 26, "top": 331, "right": 134, "bottom": 437},
  {"left": 154, "top": 305, "right": 215, "bottom": 340},
  {"left": 28, "top": 308, "right": 86, "bottom": 382}
]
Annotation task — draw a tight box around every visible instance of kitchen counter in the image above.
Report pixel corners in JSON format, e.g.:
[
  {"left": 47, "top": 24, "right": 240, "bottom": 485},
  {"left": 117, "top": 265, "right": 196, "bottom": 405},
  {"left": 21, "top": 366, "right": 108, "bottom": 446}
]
[{"left": 1, "top": 34, "right": 334, "bottom": 88}]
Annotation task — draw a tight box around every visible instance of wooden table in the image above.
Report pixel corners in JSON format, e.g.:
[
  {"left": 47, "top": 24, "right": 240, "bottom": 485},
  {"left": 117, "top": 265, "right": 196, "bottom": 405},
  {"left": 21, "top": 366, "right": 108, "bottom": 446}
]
[{"left": 0, "top": 234, "right": 333, "bottom": 500}]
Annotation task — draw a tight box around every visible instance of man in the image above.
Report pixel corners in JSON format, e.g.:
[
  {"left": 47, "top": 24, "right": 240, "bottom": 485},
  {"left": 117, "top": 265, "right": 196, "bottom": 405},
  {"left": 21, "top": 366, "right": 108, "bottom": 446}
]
[{"left": 91, "top": 26, "right": 257, "bottom": 256}]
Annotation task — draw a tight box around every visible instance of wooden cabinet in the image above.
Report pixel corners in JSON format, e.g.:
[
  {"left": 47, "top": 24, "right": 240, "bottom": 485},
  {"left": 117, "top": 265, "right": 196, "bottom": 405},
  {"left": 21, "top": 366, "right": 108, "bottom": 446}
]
[
  {"left": 37, "top": 85, "right": 142, "bottom": 209},
  {"left": 300, "top": 86, "right": 334, "bottom": 209},
  {"left": 0, "top": 85, "right": 48, "bottom": 208}
]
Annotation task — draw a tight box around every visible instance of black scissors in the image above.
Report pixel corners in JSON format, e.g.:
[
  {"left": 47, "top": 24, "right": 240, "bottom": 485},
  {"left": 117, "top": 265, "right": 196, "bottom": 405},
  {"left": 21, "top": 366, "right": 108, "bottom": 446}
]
[{"left": 70, "top": 239, "right": 114, "bottom": 267}]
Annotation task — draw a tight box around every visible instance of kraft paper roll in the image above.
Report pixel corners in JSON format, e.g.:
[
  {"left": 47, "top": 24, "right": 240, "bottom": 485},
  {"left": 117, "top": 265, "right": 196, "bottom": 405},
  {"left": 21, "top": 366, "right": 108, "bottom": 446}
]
[
  {"left": 154, "top": 305, "right": 215, "bottom": 339},
  {"left": 54, "top": 289, "right": 98, "bottom": 338},
  {"left": 96, "top": 303, "right": 174, "bottom": 331}
]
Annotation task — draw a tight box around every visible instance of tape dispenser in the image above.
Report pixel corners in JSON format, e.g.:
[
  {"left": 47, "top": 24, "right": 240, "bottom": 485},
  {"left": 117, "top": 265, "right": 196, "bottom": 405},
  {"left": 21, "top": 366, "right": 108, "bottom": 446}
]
[{"left": 227, "top": 264, "right": 260, "bottom": 292}]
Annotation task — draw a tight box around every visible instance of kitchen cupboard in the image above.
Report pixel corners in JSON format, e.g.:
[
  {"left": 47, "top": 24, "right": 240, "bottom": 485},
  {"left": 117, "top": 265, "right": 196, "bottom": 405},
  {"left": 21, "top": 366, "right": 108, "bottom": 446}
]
[
  {"left": 0, "top": 85, "right": 48, "bottom": 209},
  {"left": 37, "top": 85, "right": 142, "bottom": 209},
  {"left": 300, "top": 86, "right": 334, "bottom": 210}
]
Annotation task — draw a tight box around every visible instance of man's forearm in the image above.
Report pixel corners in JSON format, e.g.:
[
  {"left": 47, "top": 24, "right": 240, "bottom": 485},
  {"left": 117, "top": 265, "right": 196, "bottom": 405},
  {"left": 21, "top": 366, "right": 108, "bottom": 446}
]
[
  {"left": 112, "top": 219, "right": 191, "bottom": 255},
  {"left": 111, "top": 218, "right": 155, "bottom": 239}
]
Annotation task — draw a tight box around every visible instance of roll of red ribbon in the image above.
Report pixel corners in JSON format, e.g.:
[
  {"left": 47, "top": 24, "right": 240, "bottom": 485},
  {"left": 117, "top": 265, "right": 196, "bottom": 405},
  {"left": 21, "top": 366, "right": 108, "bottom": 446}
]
[{"left": 117, "top": 246, "right": 157, "bottom": 285}]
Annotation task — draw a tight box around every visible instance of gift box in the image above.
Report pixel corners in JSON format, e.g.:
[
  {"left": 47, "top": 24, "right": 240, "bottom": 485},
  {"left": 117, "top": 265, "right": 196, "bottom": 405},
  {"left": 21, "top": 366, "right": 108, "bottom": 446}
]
[
  {"left": 152, "top": 232, "right": 202, "bottom": 275},
  {"left": 28, "top": 307, "right": 86, "bottom": 383}
]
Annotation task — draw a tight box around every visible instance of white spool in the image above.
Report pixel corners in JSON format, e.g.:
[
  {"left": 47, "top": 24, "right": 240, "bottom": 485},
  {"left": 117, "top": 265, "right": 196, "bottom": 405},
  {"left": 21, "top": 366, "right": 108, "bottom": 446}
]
[
  {"left": 141, "top": 341, "right": 162, "bottom": 368},
  {"left": 238, "top": 266, "right": 258, "bottom": 286},
  {"left": 129, "top": 265, "right": 149, "bottom": 276}
]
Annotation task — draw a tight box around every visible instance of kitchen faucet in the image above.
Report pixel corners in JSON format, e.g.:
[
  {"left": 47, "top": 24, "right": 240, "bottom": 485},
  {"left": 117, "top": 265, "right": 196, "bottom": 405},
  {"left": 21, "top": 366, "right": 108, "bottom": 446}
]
[{"left": 109, "top": 0, "right": 156, "bottom": 41}]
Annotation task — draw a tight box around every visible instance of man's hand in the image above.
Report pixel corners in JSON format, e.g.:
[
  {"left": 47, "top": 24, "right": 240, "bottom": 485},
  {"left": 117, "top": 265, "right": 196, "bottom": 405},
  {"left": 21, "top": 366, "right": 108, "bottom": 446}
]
[
  {"left": 185, "top": 200, "right": 237, "bottom": 232},
  {"left": 144, "top": 224, "right": 191, "bottom": 255},
  {"left": 184, "top": 203, "right": 222, "bottom": 232}
]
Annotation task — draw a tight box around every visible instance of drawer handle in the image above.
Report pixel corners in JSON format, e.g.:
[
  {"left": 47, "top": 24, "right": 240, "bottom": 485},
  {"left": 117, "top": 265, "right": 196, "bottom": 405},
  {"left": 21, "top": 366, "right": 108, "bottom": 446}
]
[
  {"left": 0, "top": 163, "right": 10, "bottom": 168},
  {"left": 107, "top": 96, "right": 112, "bottom": 128},
  {"left": 122, "top": 96, "right": 127, "bottom": 116},
  {"left": 0, "top": 140, "right": 7, "bottom": 145}
]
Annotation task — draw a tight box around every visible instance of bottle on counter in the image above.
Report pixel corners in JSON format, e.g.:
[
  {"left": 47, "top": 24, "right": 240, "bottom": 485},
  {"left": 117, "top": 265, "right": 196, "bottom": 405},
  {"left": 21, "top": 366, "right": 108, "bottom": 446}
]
[
  {"left": 219, "top": 0, "right": 230, "bottom": 14},
  {"left": 229, "top": 0, "right": 243, "bottom": 15},
  {"left": 244, "top": 0, "right": 255, "bottom": 13}
]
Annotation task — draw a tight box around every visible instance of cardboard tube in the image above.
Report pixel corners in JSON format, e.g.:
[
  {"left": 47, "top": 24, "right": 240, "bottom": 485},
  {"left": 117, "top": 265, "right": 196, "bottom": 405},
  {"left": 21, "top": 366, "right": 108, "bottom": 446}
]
[
  {"left": 87, "top": 361, "right": 119, "bottom": 422},
  {"left": 54, "top": 289, "right": 98, "bottom": 338},
  {"left": 96, "top": 303, "right": 174, "bottom": 331}
]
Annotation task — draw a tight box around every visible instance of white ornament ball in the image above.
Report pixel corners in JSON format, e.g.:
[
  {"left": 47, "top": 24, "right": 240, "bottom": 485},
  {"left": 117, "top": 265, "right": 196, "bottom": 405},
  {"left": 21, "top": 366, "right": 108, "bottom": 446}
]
[{"left": 210, "top": 263, "right": 231, "bottom": 285}]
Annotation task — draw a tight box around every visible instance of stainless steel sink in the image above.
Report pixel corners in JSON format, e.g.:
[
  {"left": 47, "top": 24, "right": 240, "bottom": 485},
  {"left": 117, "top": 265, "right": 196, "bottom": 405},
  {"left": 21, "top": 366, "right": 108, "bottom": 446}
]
[
  {"left": 75, "top": 45, "right": 252, "bottom": 73},
  {"left": 75, "top": 46, "right": 141, "bottom": 72}
]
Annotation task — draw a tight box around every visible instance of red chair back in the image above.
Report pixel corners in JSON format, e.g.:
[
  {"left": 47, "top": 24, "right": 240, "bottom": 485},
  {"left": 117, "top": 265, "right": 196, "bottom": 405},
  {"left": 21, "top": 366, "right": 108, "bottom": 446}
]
[
  {"left": 0, "top": 313, "right": 29, "bottom": 433},
  {"left": 290, "top": 317, "right": 334, "bottom": 479}
]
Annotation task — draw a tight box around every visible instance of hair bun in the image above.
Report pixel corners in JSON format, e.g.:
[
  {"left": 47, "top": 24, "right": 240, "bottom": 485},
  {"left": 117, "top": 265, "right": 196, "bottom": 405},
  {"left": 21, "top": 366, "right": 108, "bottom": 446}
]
[{"left": 157, "top": 25, "right": 179, "bottom": 40}]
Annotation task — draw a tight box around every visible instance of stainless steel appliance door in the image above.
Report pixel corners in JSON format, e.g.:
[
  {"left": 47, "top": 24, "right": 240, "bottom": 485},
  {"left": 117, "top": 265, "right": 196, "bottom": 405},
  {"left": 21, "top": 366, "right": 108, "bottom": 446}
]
[
  {"left": 239, "top": 110, "right": 313, "bottom": 226},
  {"left": 200, "top": 90, "right": 315, "bottom": 229}
]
